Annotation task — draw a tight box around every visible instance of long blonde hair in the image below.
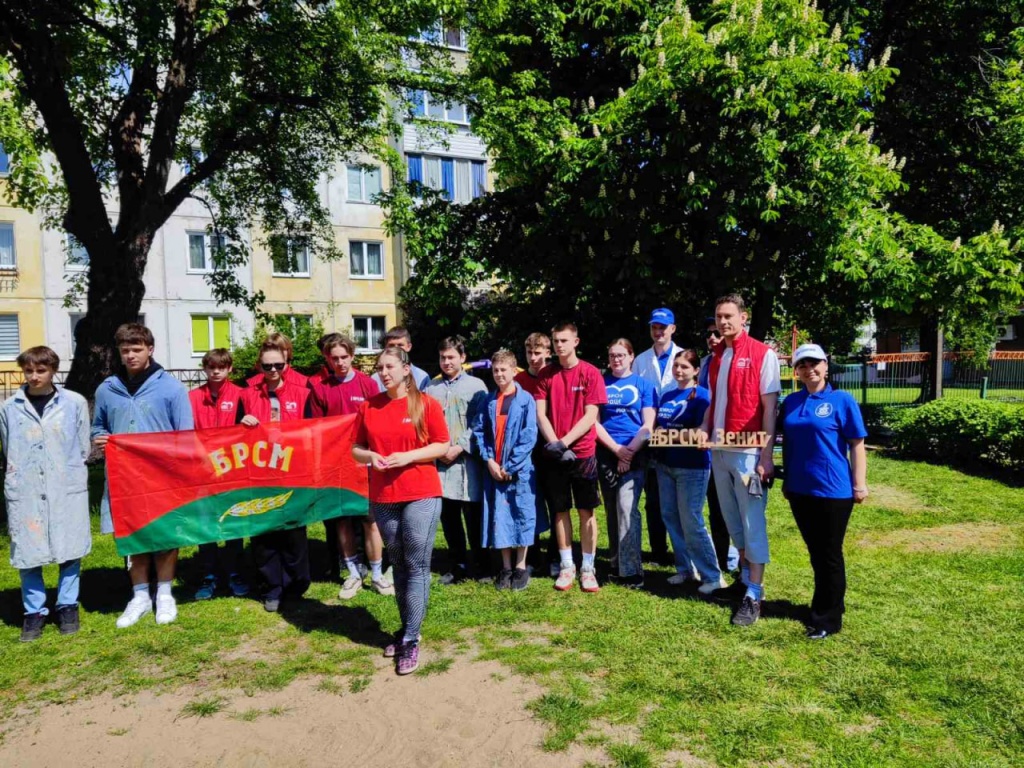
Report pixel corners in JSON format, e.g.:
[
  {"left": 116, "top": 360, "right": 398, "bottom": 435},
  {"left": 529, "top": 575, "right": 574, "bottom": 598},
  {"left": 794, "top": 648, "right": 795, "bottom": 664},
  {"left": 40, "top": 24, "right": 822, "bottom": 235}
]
[{"left": 377, "top": 347, "right": 427, "bottom": 442}]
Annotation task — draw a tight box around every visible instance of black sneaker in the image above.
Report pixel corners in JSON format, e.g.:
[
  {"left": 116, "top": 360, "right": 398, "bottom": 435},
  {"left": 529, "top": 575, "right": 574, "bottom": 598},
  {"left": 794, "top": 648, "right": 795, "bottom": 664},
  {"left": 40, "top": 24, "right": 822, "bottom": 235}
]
[
  {"left": 510, "top": 568, "right": 530, "bottom": 591},
  {"left": 495, "top": 569, "right": 513, "bottom": 590},
  {"left": 806, "top": 627, "right": 832, "bottom": 640},
  {"left": 609, "top": 573, "right": 645, "bottom": 589},
  {"left": 20, "top": 612, "right": 45, "bottom": 642},
  {"left": 56, "top": 605, "right": 80, "bottom": 636},
  {"left": 440, "top": 564, "right": 469, "bottom": 585},
  {"left": 732, "top": 596, "right": 761, "bottom": 626}
]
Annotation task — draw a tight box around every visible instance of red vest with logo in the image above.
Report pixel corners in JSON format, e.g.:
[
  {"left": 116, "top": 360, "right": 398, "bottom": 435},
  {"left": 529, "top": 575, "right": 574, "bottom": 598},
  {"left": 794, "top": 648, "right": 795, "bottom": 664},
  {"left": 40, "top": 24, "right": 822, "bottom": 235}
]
[
  {"left": 708, "top": 331, "right": 770, "bottom": 434},
  {"left": 189, "top": 381, "right": 244, "bottom": 429},
  {"left": 238, "top": 380, "right": 309, "bottom": 423}
]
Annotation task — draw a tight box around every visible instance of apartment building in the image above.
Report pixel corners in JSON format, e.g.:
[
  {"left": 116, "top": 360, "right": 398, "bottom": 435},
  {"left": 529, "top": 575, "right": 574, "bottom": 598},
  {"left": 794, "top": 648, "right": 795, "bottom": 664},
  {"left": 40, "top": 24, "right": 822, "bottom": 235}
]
[{"left": 0, "top": 25, "right": 490, "bottom": 372}]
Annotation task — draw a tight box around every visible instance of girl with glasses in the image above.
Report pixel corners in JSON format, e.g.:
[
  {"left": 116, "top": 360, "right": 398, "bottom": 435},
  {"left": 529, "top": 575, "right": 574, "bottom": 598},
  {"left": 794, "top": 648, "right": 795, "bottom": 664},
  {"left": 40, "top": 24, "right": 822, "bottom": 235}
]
[
  {"left": 237, "top": 335, "right": 312, "bottom": 612},
  {"left": 595, "top": 339, "right": 656, "bottom": 588}
]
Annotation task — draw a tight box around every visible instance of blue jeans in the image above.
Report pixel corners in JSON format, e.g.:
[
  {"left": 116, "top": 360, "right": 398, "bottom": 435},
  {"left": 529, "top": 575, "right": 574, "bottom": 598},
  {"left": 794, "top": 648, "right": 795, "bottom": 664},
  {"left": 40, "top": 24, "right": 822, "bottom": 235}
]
[
  {"left": 711, "top": 451, "right": 771, "bottom": 565},
  {"left": 656, "top": 465, "right": 721, "bottom": 584},
  {"left": 20, "top": 560, "right": 81, "bottom": 615},
  {"left": 597, "top": 451, "right": 645, "bottom": 578}
]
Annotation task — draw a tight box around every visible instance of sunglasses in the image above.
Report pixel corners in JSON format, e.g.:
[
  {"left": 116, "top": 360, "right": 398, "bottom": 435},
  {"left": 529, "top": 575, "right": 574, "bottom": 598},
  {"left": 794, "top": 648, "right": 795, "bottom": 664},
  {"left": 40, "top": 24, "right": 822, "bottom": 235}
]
[
  {"left": 261, "top": 362, "right": 287, "bottom": 372},
  {"left": 706, "top": 329, "right": 721, "bottom": 338}
]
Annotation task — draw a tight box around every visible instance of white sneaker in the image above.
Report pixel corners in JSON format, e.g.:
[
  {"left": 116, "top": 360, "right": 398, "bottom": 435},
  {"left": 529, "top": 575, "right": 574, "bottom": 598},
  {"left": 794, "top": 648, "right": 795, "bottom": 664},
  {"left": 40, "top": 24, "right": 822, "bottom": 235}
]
[
  {"left": 338, "top": 574, "right": 364, "bottom": 600},
  {"left": 667, "top": 572, "right": 694, "bottom": 586},
  {"left": 697, "top": 576, "right": 729, "bottom": 595},
  {"left": 116, "top": 595, "right": 152, "bottom": 628},
  {"left": 370, "top": 575, "right": 395, "bottom": 596},
  {"left": 155, "top": 594, "right": 178, "bottom": 625}
]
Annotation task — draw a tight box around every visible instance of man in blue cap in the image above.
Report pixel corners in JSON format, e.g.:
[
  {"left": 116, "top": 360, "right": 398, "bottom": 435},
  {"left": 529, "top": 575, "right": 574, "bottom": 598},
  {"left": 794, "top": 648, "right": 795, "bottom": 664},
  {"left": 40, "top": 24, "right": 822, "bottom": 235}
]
[{"left": 633, "top": 307, "right": 683, "bottom": 565}]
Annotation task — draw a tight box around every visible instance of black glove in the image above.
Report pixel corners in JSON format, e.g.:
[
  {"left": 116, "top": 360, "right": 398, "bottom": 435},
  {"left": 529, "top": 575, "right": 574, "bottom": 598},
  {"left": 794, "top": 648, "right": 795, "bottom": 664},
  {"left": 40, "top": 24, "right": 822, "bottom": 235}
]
[
  {"left": 560, "top": 448, "right": 577, "bottom": 463},
  {"left": 543, "top": 440, "right": 568, "bottom": 460}
]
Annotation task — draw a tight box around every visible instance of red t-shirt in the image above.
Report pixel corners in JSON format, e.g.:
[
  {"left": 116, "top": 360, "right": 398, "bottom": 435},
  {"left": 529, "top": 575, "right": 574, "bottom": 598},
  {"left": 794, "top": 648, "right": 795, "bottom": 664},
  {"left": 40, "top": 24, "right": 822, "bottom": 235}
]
[
  {"left": 189, "top": 381, "right": 244, "bottom": 429},
  {"left": 308, "top": 369, "right": 381, "bottom": 417},
  {"left": 534, "top": 360, "right": 607, "bottom": 458},
  {"left": 353, "top": 392, "right": 450, "bottom": 504},
  {"left": 514, "top": 369, "right": 543, "bottom": 397}
]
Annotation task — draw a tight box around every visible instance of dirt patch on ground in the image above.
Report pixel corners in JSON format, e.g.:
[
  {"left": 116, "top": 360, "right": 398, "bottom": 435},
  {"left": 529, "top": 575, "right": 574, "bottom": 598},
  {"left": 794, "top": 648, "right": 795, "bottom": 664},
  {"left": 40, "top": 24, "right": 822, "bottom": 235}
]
[
  {"left": 0, "top": 655, "right": 606, "bottom": 768},
  {"left": 860, "top": 521, "right": 1016, "bottom": 554},
  {"left": 865, "top": 484, "right": 933, "bottom": 515}
]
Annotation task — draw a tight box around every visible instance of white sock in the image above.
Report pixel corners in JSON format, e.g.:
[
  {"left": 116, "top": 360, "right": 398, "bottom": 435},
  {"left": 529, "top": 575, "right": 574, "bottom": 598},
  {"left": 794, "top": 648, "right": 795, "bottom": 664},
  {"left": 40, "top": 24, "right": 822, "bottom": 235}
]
[
  {"left": 559, "top": 548, "right": 573, "bottom": 568},
  {"left": 345, "top": 557, "right": 362, "bottom": 579},
  {"left": 132, "top": 583, "right": 150, "bottom": 600},
  {"left": 582, "top": 552, "right": 595, "bottom": 570},
  {"left": 369, "top": 559, "right": 384, "bottom": 581},
  {"left": 156, "top": 581, "right": 173, "bottom": 599}
]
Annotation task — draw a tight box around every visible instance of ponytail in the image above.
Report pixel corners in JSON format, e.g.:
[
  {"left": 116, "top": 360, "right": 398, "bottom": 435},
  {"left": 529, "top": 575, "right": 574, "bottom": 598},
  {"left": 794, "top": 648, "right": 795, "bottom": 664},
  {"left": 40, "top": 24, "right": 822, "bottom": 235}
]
[{"left": 377, "top": 347, "right": 429, "bottom": 442}]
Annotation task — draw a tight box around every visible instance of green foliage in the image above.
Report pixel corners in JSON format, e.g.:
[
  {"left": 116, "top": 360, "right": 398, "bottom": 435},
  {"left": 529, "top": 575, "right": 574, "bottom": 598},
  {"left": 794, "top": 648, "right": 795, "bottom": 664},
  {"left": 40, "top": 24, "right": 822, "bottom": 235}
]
[
  {"left": 230, "top": 316, "right": 327, "bottom": 378},
  {"left": 890, "top": 400, "right": 1024, "bottom": 476}
]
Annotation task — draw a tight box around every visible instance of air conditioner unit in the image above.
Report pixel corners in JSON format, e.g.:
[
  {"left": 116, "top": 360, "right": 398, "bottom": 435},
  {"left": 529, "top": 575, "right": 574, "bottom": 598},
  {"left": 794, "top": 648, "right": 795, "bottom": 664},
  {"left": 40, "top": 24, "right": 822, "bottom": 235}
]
[{"left": 996, "top": 325, "right": 1016, "bottom": 341}]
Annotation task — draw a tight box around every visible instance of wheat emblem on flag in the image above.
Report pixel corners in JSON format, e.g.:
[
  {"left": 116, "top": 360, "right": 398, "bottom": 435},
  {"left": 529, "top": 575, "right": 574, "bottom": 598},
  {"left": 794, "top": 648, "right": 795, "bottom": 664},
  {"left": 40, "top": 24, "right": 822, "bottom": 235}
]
[{"left": 219, "top": 491, "right": 295, "bottom": 523}]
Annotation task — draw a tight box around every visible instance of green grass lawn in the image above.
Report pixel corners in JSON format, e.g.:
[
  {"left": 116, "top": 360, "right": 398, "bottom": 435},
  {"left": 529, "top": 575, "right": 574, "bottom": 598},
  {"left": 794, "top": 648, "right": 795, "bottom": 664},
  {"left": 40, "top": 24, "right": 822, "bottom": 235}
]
[{"left": 1, "top": 455, "right": 1022, "bottom": 767}]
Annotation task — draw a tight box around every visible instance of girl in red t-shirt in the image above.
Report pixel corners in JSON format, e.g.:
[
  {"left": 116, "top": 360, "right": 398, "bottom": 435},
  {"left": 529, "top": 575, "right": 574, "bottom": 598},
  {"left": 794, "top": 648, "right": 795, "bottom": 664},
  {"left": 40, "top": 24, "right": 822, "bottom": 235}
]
[{"left": 351, "top": 347, "right": 449, "bottom": 675}]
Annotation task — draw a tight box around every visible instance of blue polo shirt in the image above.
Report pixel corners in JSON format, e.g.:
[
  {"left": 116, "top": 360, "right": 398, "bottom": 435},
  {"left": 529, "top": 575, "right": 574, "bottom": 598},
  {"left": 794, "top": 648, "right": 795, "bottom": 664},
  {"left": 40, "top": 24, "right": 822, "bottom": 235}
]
[
  {"left": 781, "top": 385, "right": 867, "bottom": 498},
  {"left": 601, "top": 372, "right": 656, "bottom": 445},
  {"left": 655, "top": 386, "right": 711, "bottom": 469}
]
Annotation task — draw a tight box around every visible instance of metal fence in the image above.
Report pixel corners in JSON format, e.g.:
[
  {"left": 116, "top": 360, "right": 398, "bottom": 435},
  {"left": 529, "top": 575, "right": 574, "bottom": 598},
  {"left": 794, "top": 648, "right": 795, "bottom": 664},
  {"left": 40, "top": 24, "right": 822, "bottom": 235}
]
[
  {"left": 778, "top": 351, "right": 1024, "bottom": 406},
  {"left": 0, "top": 368, "right": 210, "bottom": 399}
]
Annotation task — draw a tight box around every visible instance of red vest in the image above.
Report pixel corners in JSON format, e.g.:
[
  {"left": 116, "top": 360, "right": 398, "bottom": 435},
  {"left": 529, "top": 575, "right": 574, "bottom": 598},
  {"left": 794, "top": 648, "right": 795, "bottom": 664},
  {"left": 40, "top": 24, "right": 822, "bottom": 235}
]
[
  {"left": 708, "top": 331, "right": 770, "bottom": 434},
  {"left": 238, "top": 380, "right": 309, "bottom": 423},
  {"left": 189, "top": 381, "right": 244, "bottom": 429}
]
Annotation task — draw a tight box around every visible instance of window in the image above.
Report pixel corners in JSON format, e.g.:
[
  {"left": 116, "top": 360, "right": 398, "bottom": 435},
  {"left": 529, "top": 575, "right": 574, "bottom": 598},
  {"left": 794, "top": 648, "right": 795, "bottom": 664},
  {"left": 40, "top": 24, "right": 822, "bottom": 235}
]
[
  {"left": 406, "top": 90, "right": 469, "bottom": 124},
  {"left": 0, "top": 314, "right": 20, "bottom": 360},
  {"left": 406, "top": 155, "right": 486, "bottom": 201},
  {"left": 191, "top": 315, "right": 231, "bottom": 355},
  {"left": 275, "top": 314, "right": 313, "bottom": 335},
  {"left": 346, "top": 164, "right": 383, "bottom": 203},
  {"left": 0, "top": 145, "right": 8, "bottom": 175},
  {"left": 0, "top": 222, "right": 15, "bottom": 269},
  {"left": 188, "top": 231, "right": 226, "bottom": 272},
  {"left": 417, "top": 22, "right": 466, "bottom": 50},
  {"left": 349, "top": 241, "right": 384, "bottom": 279},
  {"left": 66, "top": 234, "right": 89, "bottom": 270},
  {"left": 270, "top": 236, "right": 311, "bottom": 277},
  {"left": 353, "top": 316, "right": 386, "bottom": 352}
]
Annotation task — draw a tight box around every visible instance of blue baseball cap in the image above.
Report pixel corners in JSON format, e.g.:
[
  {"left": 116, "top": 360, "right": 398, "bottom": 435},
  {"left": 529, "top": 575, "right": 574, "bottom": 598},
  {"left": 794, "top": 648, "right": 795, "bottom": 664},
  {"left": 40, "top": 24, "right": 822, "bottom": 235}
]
[{"left": 649, "top": 308, "right": 675, "bottom": 325}]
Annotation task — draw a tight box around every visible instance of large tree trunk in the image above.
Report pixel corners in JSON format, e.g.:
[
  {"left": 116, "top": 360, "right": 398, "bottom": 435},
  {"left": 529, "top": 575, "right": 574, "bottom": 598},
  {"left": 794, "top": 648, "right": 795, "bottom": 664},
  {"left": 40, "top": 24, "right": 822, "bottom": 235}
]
[
  {"left": 64, "top": 236, "right": 152, "bottom": 396},
  {"left": 750, "top": 274, "right": 779, "bottom": 342},
  {"left": 918, "top": 314, "right": 942, "bottom": 402}
]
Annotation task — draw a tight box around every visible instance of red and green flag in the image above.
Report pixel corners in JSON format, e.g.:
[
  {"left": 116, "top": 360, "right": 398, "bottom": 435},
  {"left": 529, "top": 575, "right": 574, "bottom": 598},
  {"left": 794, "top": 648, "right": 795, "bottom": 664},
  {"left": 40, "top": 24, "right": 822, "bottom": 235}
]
[{"left": 107, "top": 415, "right": 368, "bottom": 556}]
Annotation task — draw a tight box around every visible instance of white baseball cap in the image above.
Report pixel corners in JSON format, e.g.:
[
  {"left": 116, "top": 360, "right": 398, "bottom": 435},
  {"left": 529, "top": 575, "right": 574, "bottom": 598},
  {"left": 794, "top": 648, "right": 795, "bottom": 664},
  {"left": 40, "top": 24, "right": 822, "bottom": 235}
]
[{"left": 792, "top": 343, "right": 828, "bottom": 365}]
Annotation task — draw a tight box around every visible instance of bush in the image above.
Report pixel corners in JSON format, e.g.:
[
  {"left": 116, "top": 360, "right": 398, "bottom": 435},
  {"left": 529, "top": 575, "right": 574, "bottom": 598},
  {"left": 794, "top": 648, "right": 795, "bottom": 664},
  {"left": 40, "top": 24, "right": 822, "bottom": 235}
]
[
  {"left": 231, "top": 317, "right": 327, "bottom": 379},
  {"left": 890, "top": 400, "right": 1024, "bottom": 477}
]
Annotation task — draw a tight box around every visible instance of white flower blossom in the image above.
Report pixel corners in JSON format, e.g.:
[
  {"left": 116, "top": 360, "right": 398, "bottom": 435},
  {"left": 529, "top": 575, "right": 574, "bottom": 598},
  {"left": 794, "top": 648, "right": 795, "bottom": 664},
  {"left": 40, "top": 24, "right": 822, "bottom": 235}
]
[
  {"left": 720, "top": 126, "right": 728, "bottom": 139},
  {"left": 992, "top": 220, "right": 1004, "bottom": 235},
  {"left": 831, "top": 24, "right": 842, "bottom": 43},
  {"left": 592, "top": 124, "right": 601, "bottom": 138},
  {"left": 599, "top": 184, "right": 607, "bottom": 198},
  {"left": 690, "top": 143, "right": 701, "bottom": 153},
  {"left": 697, "top": 70, "right": 705, "bottom": 84},
  {"left": 771, "top": 250, "right": 780, "bottom": 261},
  {"left": 770, "top": 39, "right": 780, "bottom": 57},
  {"left": 633, "top": 240, "right": 641, "bottom": 254},
  {"left": 655, "top": 30, "right": 663, "bottom": 47},
  {"left": 897, "top": 156, "right": 906, "bottom": 171},
  {"left": 679, "top": 110, "right": 687, "bottom": 124},
  {"left": 641, "top": 20, "right": 649, "bottom": 33},
  {"left": 951, "top": 237, "right": 961, "bottom": 251},
  {"left": 747, "top": 250, "right": 755, "bottom": 261},
  {"left": 727, "top": 189, "right": 735, "bottom": 203},
  {"left": 867, "top": 58, "right": 876, "bottom": 71},
  {"left": 687, "top": 171, "right": 696, "bottom": 185},
  {"left": 880, "top": 46, "right": 892, "bottom": 67},
  {"left": 658, "top": 51, "right": 666, "bottom": 68},
  {"left": 618, "top": 87, "right": 625, "bottom": 98},
  {"left": 659, "top": 193, "right": 666, "bottom": 204},
  {"left": 604, "top": 229, "right": 611, "bottom": 241},
  {"left": 638, "top": 63, "right": 646, "bottom": 77},
  {"left": 788, "top": 37, "right": 796, "bottom": 56},
  {"left": 766, "top": 183, "right": 778, "bottom": 202},
  {"left": 809, "top": 123, "right": 821, "bottom": 137},
  {"left": 588, "top": 245, "right": 596, "bottom": 257},
  {"left": 864, "top": 125, "right": 875, "bottom": 142},
  {"left": 724, "top": 257, "right": 731, "bottom": 268},
  {"left": 813, "top": 157, "right": 821, "bottom": 171},
  {"left": 629, "top": 188, "right": 636, "bottom": 200},
  {"left": 675, "top": 0, "right": 683, "bottom": 13},
  {"left": 588, "top": 96, "right": 596, "bottom": 110},
  {"left": 734, "top": 87, "right": 743, "bottom": 100}
]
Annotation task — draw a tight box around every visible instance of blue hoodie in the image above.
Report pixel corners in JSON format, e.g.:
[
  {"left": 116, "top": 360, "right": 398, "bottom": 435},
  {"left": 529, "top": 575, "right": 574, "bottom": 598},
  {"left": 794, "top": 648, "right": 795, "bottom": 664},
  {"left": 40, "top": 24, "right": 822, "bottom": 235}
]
[{"left": 92, "top": 365, "right": 193, "bottom": 535}]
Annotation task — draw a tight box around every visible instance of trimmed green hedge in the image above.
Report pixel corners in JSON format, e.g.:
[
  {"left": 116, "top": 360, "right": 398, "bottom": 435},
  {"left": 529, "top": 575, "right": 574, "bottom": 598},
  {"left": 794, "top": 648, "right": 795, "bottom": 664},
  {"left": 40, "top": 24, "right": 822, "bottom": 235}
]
[{"left": 889, "top": 400, "right": 1024, "bottom": 476}]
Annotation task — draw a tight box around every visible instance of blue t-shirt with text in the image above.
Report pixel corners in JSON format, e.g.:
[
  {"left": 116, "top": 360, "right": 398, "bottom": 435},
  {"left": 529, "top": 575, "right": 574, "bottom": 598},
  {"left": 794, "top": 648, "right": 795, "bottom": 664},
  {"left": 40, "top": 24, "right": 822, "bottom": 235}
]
[
  {"left": 655, "top": 386, "right": 711, "bottom": 469},
  {"left": 781, "top": 385, "right": 867, "bottom": 498},
  {"left": 600, "top": 372, "right": 656, "bottom": 446}
]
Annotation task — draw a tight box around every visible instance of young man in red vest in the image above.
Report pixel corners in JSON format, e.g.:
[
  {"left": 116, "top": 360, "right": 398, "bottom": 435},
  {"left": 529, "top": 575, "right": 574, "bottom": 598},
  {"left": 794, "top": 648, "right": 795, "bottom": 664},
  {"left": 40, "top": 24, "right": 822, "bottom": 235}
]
[
  {"left": 699, "top": 294, "right": 781, "bottom": 626},
  {"left": 188, "top": 348, "right": 249, "bottom": 600}
]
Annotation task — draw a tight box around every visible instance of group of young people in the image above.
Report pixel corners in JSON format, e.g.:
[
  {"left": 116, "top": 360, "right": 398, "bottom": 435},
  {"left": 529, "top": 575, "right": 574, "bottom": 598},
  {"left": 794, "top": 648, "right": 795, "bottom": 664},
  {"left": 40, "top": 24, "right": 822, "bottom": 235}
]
[{"left": 2, "top": 292, "right": 870, "bottom": 673}]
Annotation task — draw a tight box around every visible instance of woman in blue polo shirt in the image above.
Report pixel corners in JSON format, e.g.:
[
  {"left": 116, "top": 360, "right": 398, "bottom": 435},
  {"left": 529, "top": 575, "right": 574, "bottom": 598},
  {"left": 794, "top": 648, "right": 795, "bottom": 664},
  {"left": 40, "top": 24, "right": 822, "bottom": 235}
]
[
  {"left": 781, "top": 343, "right": 869, "bottom": 640},
  {"left": 654, "top": 349, "right": 726, "bottom": 594},
  {"left": 595, "top": 339, "right": 656, "bottom": 588}
]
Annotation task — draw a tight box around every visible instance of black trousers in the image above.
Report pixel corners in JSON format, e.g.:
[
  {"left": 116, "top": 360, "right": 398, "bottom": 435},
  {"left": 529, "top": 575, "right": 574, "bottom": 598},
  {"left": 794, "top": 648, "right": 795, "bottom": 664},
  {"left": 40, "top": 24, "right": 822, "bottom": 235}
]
[
  {"left": 198, "top": 538, "right": 244, "bottom": 577},
  {"left": 643, "top": 467, "right": 669, "bottom": 558},
  {"left": 789, "top": 493, "right": 854, "bottom": 634},
  {"left": 440, "top": 499, "right": 488, "bottom": 576},
  {"left": 252, "top": 526, "right": 311, "bottom": 601},
  {"left": 323, "top": 518, "right": 341, "bottom": 578},
  {"left": 706, "top": 468, "right": 732, "bottom": 573}
]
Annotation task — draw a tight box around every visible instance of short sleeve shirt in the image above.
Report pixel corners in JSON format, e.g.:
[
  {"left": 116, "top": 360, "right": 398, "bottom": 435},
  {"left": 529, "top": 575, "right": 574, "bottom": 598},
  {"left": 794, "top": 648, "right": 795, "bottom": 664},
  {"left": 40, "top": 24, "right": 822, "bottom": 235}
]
[
  {"left": 534, "top": 361, "right": 607, "bottom": 458},
  {"left": 600, "top": 372, "right": 656, "bottom": 446},
  {"left": 655, "top": 386, "right": 711, "bottom": 469},
  {"left": 781, "top": 385, "right": 867, "bottom": 498},
  {"left": 353, "top": 392, "right": 450, "bottom": 503}
]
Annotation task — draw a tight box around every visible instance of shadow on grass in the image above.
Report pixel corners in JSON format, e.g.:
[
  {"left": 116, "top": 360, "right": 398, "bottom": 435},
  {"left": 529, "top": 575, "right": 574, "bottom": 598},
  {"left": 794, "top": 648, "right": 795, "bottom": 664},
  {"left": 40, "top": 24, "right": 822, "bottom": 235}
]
[
  {"left": 0, "top": 565, "right": 132, "bottom": 626},
  {"left": 641, "top": 569, "right": 812, "bottom": 625},
  {"left": 277, "top": 597, "right": 389, "bottom": 650}
]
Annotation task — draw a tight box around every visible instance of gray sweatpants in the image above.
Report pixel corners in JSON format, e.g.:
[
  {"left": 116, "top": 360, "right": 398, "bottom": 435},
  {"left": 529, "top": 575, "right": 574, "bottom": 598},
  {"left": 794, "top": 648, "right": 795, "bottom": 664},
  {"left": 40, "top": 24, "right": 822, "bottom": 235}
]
[{"left": 371, "top": 497, "right": 442, "bottom": 643}]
